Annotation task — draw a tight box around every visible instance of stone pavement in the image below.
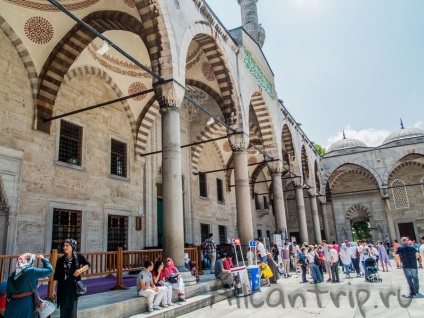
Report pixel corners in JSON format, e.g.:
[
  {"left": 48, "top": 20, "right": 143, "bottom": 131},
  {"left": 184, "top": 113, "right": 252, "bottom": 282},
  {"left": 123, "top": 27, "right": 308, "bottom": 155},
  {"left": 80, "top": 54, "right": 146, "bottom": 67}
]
[{"left": 179, "top": 266, "right": 424, "bottom": 318}]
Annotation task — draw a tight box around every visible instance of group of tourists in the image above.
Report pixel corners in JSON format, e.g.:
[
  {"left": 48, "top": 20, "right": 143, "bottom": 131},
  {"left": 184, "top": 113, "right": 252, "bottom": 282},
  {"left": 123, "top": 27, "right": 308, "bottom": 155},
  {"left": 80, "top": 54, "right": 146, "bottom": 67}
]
[
  {"left": 1, "top": 238, "right": 90, "bottom": 318},
  {"left": 249, "top": 234, "right": 423, "bottom": 298}
]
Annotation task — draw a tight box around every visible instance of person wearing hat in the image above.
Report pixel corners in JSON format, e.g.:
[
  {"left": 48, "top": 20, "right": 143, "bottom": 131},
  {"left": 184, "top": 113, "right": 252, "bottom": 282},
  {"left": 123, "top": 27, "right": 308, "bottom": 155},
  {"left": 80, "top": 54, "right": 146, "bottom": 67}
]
[
  {"left": 4, "top": 253, "right": 53, "bottom": 318},
  {"left": 52, "top": 239, "right": 90, "bottom": 318}
]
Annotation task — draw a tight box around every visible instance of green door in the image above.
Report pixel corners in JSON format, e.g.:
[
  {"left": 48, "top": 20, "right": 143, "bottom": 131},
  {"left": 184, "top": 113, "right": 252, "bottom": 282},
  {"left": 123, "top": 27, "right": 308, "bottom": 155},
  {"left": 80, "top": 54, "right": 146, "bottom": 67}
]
[{"left": 157, "top": 198, "right": 163, "bottom": 247}]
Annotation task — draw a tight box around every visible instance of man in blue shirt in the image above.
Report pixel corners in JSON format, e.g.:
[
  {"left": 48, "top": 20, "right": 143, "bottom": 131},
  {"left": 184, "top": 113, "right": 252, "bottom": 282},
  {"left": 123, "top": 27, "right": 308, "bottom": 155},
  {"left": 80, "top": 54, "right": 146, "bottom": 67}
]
[{"left": 396, "top": 237, "right": 419, "bottom": 297}]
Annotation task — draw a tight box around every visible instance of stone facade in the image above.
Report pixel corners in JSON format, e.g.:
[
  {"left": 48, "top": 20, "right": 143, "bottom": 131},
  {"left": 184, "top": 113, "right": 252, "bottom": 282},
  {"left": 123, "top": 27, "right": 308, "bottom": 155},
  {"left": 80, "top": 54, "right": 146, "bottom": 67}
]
[{"left": 0, "top": 0, "right": 422, "bottom": 256}]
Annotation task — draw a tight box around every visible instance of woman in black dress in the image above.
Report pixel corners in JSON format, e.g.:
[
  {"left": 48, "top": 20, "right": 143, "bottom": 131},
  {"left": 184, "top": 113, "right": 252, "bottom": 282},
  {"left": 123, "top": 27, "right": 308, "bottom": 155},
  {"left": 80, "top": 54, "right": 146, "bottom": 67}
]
[{"left": 52, "top": 239, "right": 90, "bottom": 318}]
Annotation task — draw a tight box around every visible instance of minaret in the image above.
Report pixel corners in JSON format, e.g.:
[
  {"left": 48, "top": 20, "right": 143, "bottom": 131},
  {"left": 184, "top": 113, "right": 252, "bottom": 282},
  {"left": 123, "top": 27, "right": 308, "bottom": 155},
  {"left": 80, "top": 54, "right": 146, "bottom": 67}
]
[{"left": 238, "top": 0, "right": 266, "bottom": 48}]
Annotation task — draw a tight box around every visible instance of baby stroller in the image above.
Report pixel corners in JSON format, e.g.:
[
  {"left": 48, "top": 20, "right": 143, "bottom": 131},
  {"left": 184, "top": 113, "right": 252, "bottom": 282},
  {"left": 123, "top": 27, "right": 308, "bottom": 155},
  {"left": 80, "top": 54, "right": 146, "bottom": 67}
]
[{"left": 365, "top": 257, "right": 382, "bottom": 282}]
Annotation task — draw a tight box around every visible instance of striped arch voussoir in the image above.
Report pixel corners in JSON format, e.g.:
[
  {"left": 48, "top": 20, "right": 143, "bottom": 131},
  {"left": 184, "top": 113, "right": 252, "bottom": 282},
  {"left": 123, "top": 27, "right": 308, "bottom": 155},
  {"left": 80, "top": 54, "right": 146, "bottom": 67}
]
[
  {"left": 193, "top": 34, "right": 237, "bottom": 126},
  {"left": 388, "top": 161, "right": 424, "bottom": 181},
  {"left": 135, "top": 95, "right": 160, "bottom": 157},
  {"left": 191, "top": 121, "right": 227, "bottom": 173},
  {"left": 0, "top": 16, "right": 38, "bottom": 107},
  {"left": 36, "top": 10, "right": 159, "bottom": 133},
  {"left": 250, "top": 162, "right": 269, "bottom": 197},
  {"left": 250, "top": 92, "right": 278, "bottom": 159},
  {"left": 346, "top": 204, "right": 372, "bottom": 220},
  {"left": 331, "top": 168, "right": 379, "bottom": 189}
]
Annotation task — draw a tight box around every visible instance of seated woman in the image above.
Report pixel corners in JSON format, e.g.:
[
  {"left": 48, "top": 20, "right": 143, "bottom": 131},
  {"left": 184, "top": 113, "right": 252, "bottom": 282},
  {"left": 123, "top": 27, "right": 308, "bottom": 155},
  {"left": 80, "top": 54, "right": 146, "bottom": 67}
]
[
  {"left": 136, "top": 260, "right": 167, "bottom": 312},
  {"left": 184, "top": 253, "right": 200, "bottom": 283},
  {"left": 151, "top": 261, "right": 174, "bottom": 307},
  {"left": 164, "top": 258, "right": 186, "bottom": 302}
]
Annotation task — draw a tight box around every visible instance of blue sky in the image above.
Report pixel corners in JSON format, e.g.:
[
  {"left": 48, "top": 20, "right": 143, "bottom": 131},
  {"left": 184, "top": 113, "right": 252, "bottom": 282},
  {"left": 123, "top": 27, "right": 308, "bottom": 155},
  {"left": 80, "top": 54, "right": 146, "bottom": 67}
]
[{"left": 205, "top": 0, "right": 424, "bottom": 149}]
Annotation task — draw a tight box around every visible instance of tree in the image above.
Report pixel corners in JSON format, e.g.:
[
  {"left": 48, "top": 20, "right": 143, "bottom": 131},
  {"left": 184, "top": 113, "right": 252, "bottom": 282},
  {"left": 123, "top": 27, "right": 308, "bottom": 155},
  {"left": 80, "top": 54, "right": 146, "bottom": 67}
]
[
  {"left": 352, "top": 221, "right": 372, "bottom": 241},
  {"left": 314, "top": 144, "right": 326, "bottom": 155}
]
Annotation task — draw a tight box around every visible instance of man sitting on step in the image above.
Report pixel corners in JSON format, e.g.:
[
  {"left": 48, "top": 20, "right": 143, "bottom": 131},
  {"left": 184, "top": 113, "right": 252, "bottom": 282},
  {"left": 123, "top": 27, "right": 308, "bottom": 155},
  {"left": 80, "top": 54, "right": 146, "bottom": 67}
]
[
  {"left": 214, "top": 253, "right": 233, "bottom": 288},
  {"left": 137, "top": 260, "right": 167, "bottom": 312}
]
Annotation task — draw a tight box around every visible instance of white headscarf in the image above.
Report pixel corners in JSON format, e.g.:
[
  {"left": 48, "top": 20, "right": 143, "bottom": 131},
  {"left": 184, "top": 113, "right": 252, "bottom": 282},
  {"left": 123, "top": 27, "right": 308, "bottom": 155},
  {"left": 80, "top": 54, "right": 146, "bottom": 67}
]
[{"left": 15, "top": 253, "right": 35, "bottom": 280}]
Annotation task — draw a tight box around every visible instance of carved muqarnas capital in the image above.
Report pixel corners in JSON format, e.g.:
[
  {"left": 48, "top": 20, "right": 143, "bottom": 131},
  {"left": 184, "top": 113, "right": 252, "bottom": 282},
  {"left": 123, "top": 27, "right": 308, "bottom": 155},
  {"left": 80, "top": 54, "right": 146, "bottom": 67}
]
[
  {"left": 154, "top": 81, "right": 185, "bottom": 108},
  {"left": 268, "top": 161, "right": 284, "bottom": 174},
  {"left": 229, "top": 133, "right": 249, "bottom": 152}
]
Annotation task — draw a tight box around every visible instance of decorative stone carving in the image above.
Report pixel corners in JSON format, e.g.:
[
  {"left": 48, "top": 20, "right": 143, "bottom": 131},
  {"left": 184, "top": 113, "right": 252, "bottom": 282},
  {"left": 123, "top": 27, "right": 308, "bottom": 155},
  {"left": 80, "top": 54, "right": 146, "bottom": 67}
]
[
  {"left": 24, "top": 16, "right": 53, "bottom": 44},
  {"left": 154, "top": 81, "right": 185, "bottom": 109},
  {"left": 0, "top": 176, "right": 10, "bottom": 213},
  {"left": 229, "top": 133, "right": 249, "bottom": 152},
  {"left": 128, "top": 82, "right": 148, "bottom": 101},
  {"left": 4, "top": 0, "right": 99, "bottom": 11},
  {"left": 244, "top": 48, "right": 273, "bottom": 98},
  {"left": 201, "top": 62, "right": 216, "bottom": 81},
  {"left": 267, "top": 160, "right": 284, "bottom": 174}
]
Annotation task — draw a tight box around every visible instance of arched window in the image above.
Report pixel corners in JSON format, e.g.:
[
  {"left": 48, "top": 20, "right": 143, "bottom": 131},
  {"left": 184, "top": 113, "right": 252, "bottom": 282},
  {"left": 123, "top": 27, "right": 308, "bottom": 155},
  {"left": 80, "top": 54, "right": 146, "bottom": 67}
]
[
  {"left": 421, "top": 178, "right": 424, "bottom": 196},
  {"left": 392, "top": 179, "right": 409, "bottom": 209},
  {"left": 286, "top": 194, "right": 298, "bottom": 219}
]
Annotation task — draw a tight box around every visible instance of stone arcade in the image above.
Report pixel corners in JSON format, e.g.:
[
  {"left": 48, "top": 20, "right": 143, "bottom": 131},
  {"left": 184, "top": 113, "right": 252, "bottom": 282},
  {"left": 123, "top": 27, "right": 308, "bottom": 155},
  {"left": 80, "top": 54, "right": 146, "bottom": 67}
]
[{"left": 0, "top": 0, "right": 423, "bottom": 262}]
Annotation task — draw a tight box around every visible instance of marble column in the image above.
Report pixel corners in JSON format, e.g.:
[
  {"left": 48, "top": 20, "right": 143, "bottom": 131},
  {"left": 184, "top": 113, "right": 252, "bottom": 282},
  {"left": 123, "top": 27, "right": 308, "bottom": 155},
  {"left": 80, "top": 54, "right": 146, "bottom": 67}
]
[
  {"left": 295, "top": 185, "right": 308, "bottom": 243},
  {"left": 271, "top": 170, "right": 287, "bottom": 237},
  {"left": 309, "top": 194, "right": 322, "bottom": 243},
  {"left": 383, "top": 198, "right": 397, "bottom": 241},
  {"left": 230, "top": 133, "right": 254, "bottom": 246},
  {"left": 321, "top": 202, "right": 331, "bottom": 242}
]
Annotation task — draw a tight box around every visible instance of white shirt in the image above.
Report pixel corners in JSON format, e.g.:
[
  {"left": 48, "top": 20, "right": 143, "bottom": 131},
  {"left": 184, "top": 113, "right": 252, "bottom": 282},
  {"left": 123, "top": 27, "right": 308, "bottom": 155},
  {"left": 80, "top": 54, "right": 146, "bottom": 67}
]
[
  {"left": 349, "top": 246, "right": 358, "bottom": 259},
  {"left": 257, "top": 242, "right": 266, "bottom": 257},
  {"left": 322, "top": 246, "right": 331, "bottom": 261},
  {"left": 340, "top": 248, "right": 351, "bottom": 265},
  {"left": 307, "top": 251, "right": 317, "bottom": 264},
  {"left": 137, "top": 268, "right": 152, "bottom": 292},
  {"left": 419, "top": 244, "right": 424, "bottom": 263},
  {"left": 372, "top": 247, "right": 379, "bottom": 257},
  {"left": 329, "top": 249, "right": 339, "bottom": 263}
]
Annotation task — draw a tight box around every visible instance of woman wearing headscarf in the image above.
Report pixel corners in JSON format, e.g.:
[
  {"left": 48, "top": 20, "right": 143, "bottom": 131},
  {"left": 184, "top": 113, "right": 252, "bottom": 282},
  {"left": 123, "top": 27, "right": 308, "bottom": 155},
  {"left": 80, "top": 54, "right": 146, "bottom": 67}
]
[
  {"left": 184, "top": 253, "right": 200, "bottom": 283},
  {"left": 377, "top": 241, "right": 390, "bottom": 272},
  {"left": 52, "top": 239, "right": 90, "bottom": 318},
  {"left": 4, "top": 253, "right": 53, "bottom": 318},
  {"left": 164, "top": 258, "right": 186, "bottom": 301},
  {"left": 339, "top": 243, "right": 352, "bottom": 278},
  {"left": 266, "top": 252, "right": 279, "bottom": 283}
]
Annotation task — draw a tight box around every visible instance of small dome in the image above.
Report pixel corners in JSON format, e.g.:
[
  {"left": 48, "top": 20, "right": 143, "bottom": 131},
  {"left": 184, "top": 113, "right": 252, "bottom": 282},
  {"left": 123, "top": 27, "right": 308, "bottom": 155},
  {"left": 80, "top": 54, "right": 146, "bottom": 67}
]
[
  {"left": 383, "top": 127, "right": 424, "bottom": 145},
  {"left": 327, "top": 138, "right": 368, "bottom": 153}
]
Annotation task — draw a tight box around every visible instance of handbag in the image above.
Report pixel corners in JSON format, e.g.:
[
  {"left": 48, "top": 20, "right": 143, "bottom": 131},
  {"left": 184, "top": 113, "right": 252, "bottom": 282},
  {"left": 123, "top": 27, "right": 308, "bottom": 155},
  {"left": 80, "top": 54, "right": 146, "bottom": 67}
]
[
  {"left": 167, "top": 275, "right": 179, "bottom": 284},
  {"left": 25, "top": 272, "right": 42, "bottom": 312},
  {"left": 74, "top": 253, "right": 87, "bottom": 295}
]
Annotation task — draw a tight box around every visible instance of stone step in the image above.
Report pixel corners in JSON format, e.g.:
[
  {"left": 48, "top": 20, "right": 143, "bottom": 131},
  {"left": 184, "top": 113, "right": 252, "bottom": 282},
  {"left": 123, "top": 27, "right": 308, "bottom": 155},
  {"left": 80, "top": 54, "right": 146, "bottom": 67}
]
[{"left": 50, "top": 274, "right": 229, "bottom": 318}]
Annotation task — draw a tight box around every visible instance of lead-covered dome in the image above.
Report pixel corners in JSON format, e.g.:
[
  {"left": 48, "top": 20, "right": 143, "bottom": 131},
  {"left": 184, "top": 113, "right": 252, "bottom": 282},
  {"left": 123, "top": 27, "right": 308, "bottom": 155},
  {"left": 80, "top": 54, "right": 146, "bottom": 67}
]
[
  {"left": 327, "top": 138, "right": 368, "bottom": 153},
  {"left": 383, "top": 127, "right": 424, "bottom": 145}
]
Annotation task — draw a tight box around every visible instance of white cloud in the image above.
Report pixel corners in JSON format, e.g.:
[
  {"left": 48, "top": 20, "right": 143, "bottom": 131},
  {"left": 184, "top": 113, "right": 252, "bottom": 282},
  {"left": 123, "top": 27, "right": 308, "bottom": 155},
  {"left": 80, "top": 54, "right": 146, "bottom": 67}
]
[
  {"left": 413, "top": 121, "right": 423, "bottom": 129},
  {"left": 325, "top": 124, "right": 391, "bottom": 149}
]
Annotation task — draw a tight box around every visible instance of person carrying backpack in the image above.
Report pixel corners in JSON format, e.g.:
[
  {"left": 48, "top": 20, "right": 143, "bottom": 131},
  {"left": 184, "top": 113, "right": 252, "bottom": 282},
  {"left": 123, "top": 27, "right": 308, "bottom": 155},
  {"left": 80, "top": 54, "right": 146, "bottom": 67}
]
[
  {"left": 307, "top": 247, "right": 323, "bottom": 283},
  {"left": 298, "top": 247, "right": 308, "bottom": 283}
]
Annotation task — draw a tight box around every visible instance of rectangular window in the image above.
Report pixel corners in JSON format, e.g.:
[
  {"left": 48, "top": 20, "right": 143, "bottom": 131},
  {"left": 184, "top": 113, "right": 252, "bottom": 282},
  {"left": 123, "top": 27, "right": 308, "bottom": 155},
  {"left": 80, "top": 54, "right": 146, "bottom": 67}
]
[
  {"left": 111, "top": 139, "right": 127, "bottom": 177},
  {"left": 200, "top": 223, "right": 210, "bottom": 243},
  {"left": 257, "top": 229, "right": 263, "bottom": 239},
  {"left": 218, "top": 225, "right": 227, "bottom": 245},
  {"left": 199, "top": 172, "right": 207, "bottom": 198},
  {"left": 266, "top": 230, "right": 271, "bottom": 239},
  {"left": 51, "top": 208, "right": 82, "bottom": 250},
  {"left": 107, "top": 215, "right": 128, "bottom": 251},
  {"left": 216, "top": 178, "right": 224, "bottom": 202},
  {"left": 263, "top": 196, "right": 269, "bottom": 209},
  {"left": 58, "top": 120, "right": 83, "bottom": 165}
]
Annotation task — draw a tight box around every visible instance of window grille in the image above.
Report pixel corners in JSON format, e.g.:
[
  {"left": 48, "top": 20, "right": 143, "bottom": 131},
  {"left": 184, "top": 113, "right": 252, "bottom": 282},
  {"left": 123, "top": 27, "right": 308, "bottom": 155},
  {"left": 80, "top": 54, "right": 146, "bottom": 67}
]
[
  {"left": 58, "top": 120, "right": 83, "bottom": 165},
  {"left": 286, "top": 194, "right": 298, "bottom": 219},
  {"left": 218, "top": 225, "right": 227, "bottom": 244},
  {"left": 107, "top": 215, "right": 128, "bottom": 251},
  {"left": 51, "top": 208, "right": 82, "bottom": 250},
  {"left": 200, "top": 223, "right": 210, "bottom": 243},
  {"left": 257, "top": 229, "right": 263, "bottom": 239},
  {"left": 111, "top": 139, "right": 127, "bottom": 177},
  {"left": 216, "top": 178, "right": 224, "bottom": 202},
  {"left": 392, "top": 179, "right": 409, "bottom": 209},
  {"left": 199, "top": 172, "right": 207, "bottom": 198},
  {"left": 266, "top": 230, "right": 271, "bottom": 238}
]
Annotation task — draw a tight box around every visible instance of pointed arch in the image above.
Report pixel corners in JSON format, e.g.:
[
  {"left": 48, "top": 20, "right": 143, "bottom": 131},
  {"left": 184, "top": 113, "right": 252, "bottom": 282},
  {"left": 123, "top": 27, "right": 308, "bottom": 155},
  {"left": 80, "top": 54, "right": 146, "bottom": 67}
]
[
  {"left": 329, "top": 164, "right": 379, "bottom": 189},
  {"left": 301, "top": 145, "right": 311, "bottom": 183},
  {"left": 249, "top": 92, "right": 278, "bottom": 159},
  {"left": 64, "top": 66, "right": 137, "bottom": 147},
  {"left": 314, "top": 160, "right": 321, "bottom": 193},
  {"left": 282, "top": 124, "right": 296, "bottom": 164},
  {"left": 0, "top": 16, "right": 38, "bottom": 105},
  {"left": 346, "top": 204, "right": 372, "bottom": 221},
  {"left": 36, "top": 8, "right": 171, "bottom": 133},
  {"left": 250, "top": 162, "right": 269, "bottom": 197}
]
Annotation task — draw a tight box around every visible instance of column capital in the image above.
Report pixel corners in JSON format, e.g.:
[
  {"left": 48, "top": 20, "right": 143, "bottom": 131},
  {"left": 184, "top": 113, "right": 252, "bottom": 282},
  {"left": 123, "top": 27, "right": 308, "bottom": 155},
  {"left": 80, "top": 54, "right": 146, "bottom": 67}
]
[
  {"left": 268, "top": 160, "right": 284, "bottom": 174},
  {"left": 380, "top": 185, "right": 390, "bottom": 199},
  {"left": 318, "top": 196, "right": 327, "bottom": 204},
  {"left": 154, "top": 81, "right": 185, "bottom": 109},
  {"left": 229, "top": 132, "right": 249, "bottom": 152}
]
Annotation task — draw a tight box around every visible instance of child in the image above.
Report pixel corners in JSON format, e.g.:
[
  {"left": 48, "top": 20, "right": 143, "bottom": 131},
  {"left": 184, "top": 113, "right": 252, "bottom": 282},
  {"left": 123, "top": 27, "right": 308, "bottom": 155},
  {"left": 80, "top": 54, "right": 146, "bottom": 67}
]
[{"left": 257, "top": 260, "right": 273, "bottom": 286}]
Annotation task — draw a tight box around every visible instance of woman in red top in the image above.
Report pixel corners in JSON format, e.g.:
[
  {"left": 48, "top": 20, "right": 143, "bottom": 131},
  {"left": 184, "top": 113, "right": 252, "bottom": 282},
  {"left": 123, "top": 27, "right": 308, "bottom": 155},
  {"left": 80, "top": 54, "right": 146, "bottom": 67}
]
[{"left": 151, "top": 261, "right": 174, "bottom": 307}]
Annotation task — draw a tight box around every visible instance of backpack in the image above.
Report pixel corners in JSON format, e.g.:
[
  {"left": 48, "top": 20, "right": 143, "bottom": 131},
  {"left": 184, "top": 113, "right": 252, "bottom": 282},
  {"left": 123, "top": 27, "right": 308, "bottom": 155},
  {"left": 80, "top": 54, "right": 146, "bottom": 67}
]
[
  {"left": 310, "top": 252, "right": 320, "bottom": 266},
  {"left": 298, "top": 252, "right": 307, "bottom": 265}
]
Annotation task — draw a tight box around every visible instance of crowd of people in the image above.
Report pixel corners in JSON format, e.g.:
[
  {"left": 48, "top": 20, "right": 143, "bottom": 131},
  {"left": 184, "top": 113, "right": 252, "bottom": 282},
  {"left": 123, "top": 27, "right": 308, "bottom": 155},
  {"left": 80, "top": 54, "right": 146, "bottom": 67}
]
[{"left": 248, "top": 235, "right": 423, "bottom": 297}]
